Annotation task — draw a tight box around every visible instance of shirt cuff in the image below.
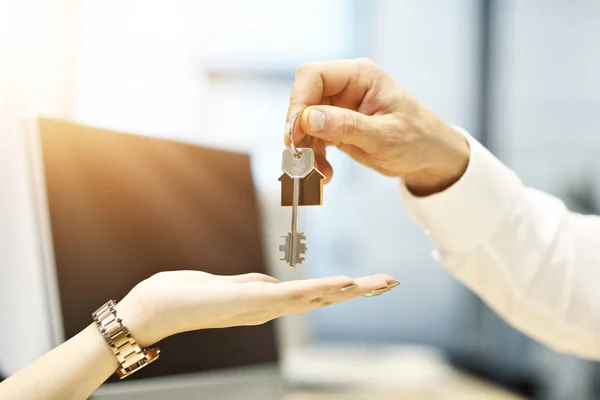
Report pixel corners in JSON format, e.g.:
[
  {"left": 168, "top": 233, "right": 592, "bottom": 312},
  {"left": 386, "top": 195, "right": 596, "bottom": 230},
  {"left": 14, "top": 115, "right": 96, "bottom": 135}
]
[{"left": 399, "top": 127, "right": 524, "bottom": 253}]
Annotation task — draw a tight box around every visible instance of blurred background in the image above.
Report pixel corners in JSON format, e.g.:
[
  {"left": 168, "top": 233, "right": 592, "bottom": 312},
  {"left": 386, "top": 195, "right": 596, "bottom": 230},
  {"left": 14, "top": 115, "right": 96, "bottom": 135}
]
[{"left": 2, "top": 0, "right": 600, "bottom": 399}]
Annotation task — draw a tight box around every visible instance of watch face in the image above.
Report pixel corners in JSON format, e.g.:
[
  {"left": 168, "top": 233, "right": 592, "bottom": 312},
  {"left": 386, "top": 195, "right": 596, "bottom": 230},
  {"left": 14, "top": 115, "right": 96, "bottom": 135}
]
[{"left": 38, "top": 119, "right": 279, "bottom": 382}]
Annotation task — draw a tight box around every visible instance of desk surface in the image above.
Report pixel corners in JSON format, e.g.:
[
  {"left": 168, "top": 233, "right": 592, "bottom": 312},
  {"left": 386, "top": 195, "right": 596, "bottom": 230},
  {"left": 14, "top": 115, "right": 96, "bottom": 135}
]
[
  {"left": 283, "top": 370, "right": 526, "bottom": 400},
  {"left": 281, "top": 344, "right": 527, "bottom": 400}
]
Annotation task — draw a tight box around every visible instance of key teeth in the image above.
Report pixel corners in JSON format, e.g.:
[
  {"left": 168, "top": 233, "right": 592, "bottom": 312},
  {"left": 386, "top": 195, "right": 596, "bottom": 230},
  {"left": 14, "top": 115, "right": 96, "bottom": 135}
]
[
  {"left": 297, "top": 243, "right": 307, "bottom": 254},
  {"left": 279, "top": 231, "right": 307, "bottom": 267}
]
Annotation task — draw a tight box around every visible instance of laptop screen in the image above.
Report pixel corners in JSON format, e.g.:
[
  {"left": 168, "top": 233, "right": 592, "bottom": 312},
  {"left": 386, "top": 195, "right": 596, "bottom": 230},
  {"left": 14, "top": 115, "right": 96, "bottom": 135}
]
[{"left": 36, "top": 118, "right": 278, "bottom": 382}]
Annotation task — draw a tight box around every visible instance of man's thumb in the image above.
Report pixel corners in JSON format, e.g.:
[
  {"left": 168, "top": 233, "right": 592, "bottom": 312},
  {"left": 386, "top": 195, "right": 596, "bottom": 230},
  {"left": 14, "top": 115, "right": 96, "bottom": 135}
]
[{"left": 300, "top": 105, "right": 374, "bottom": 147}]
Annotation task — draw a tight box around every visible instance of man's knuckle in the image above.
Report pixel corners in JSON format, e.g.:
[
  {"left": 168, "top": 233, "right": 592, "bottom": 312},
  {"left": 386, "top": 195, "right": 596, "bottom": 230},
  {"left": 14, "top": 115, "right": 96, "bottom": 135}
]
[
  {"left": 288, "top": 98, "right": 304, "bottom": 109},
  {"left": 295, "top": 62, "right": 314, "bottom": 77},
  {"left": 341, "top": 112, "right": 359, "bottom": 141}
]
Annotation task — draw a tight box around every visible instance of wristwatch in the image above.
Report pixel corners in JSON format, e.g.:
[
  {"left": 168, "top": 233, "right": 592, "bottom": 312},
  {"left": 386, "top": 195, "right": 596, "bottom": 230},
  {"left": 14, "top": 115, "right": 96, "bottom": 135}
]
[{"left": 92, "top": 300, "right": 160, "bottom": 379}]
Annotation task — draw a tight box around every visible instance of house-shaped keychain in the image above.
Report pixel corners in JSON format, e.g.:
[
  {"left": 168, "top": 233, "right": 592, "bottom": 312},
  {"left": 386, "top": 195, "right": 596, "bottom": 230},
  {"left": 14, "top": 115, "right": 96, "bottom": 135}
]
[{"left": 279, "top": 168, "right": 326, "bottom": 206}]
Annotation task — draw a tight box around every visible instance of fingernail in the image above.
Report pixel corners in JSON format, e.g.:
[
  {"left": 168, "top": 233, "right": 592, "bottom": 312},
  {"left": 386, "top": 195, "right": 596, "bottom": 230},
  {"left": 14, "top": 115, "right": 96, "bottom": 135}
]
[
  {"left": 308, "top": 109, "right": 327, "bottom": 133},
  {"left": 363, "top": 287, "right": 391, "bottom": 297},
  {"left": 372, "top": 287, "right": 391, "bottom": 295},
  {"left": 363, "top": 292, "right": 384, "bottom": 297},
  {"left": 387, "top": 280, "right": 400, "bottom": 289},
  {"left": 340, "top": 283, "right": 359, "bottom": 292}
]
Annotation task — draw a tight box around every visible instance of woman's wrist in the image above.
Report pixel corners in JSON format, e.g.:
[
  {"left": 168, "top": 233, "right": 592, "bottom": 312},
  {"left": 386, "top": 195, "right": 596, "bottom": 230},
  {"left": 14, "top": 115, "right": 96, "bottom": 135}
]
[{"left": 115, "top": 294, "right": 159, "bottom": 349}]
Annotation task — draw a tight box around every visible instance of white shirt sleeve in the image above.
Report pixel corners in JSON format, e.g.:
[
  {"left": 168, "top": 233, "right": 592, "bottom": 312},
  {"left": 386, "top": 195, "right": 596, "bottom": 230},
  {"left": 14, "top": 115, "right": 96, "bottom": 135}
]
[{"left": 400, "top": 129, "right": 600, "bottom": 360}]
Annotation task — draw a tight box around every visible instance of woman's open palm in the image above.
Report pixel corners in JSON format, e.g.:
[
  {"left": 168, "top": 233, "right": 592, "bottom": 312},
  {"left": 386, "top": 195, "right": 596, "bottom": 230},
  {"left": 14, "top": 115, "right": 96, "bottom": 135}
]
[{"left": 117, "top": 270, "right": 399, "bottom": 347}]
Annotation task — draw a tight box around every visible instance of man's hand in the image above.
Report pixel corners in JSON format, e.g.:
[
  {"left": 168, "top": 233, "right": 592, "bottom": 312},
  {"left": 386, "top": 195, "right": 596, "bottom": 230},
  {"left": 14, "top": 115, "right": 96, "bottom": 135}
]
[{"left": 285, "top": 58, "right": 470, "bottom": 196}]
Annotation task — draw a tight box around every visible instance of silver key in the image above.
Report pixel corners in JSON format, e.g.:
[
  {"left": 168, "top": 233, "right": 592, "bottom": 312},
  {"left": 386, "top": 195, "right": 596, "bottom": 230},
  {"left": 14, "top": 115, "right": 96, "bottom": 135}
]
[{"left": 279, "top": 148, "right": 314, "bottom": 268}]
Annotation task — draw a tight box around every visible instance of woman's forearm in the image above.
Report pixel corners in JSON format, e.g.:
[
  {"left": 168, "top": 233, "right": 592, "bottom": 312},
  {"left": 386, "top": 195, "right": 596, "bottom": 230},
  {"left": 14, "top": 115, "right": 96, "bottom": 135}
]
[
  {"left": 0, "top": 271, "right": 392, "bottom": 399},
  {"left": 0, "top": 324, "right": 118, "bottom": 400}
]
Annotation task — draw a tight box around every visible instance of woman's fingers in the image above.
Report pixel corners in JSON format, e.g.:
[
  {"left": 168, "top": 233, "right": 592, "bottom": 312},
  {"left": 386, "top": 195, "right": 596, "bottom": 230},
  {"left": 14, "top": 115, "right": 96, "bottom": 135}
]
[
  {"left": 265, "top": 274, "right": 399, "bottom": 315},
  {"left": 275, "top": 275, "right": 355, "bottom": 295},
  {"left": 265, "top": 275, "right": 355, "bottom": 309},
  {"left": 351, "top": 274, "right": 399, "bottom": 298}
]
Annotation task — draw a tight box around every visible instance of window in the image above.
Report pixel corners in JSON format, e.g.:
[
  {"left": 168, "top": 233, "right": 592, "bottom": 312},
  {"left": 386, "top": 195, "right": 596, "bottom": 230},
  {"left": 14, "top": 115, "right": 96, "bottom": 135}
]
[
  {"left": 72, "top": 0, "right": 360, "bottom": 191},
  {"left": 200, "top": 0, "right": 360, "bottom": 190}
]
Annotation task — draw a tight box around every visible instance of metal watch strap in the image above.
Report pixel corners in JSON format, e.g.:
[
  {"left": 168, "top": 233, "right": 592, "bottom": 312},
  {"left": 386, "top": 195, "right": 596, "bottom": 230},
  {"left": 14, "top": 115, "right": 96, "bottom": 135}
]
[{"left": 92, "top": 300, "right": 160, "bottom": 379}]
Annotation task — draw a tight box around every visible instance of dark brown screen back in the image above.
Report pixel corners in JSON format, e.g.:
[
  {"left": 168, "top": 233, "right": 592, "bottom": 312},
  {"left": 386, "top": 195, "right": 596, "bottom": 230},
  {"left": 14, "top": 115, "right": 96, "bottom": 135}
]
[{"left": 37, "top": 118, "right": 278, "bottom": 382}]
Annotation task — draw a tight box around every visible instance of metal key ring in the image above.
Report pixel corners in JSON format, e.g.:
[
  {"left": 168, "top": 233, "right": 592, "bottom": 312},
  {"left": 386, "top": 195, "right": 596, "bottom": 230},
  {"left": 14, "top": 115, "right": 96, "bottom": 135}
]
[{"left": 287, "top": 111, "right": 302, "bottom": 159}]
